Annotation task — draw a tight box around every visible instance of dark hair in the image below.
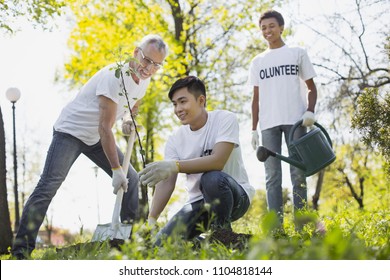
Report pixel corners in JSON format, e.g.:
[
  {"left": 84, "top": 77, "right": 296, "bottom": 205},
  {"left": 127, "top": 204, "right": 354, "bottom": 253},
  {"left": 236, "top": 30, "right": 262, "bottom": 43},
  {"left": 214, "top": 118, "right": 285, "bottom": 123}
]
[
  {"left": 168, "top": 76, "right": 206, "bottom": 101},
  {"left": 259, "top": 10, "right": 284, "bottom": 26}
]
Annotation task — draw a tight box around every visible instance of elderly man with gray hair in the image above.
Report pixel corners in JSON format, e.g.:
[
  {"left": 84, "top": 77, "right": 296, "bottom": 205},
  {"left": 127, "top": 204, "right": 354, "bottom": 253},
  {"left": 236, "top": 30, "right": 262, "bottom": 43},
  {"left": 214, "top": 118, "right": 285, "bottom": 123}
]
[{"left": 12, "top": 34, "right": 169, "bottom": 259}]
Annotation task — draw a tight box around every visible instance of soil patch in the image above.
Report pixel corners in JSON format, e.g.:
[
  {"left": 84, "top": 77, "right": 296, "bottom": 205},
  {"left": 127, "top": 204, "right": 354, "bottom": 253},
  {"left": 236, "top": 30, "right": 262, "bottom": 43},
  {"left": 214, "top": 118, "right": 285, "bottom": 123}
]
[{"left": 210, "top": 228, "right": 252, "bottom": 250}]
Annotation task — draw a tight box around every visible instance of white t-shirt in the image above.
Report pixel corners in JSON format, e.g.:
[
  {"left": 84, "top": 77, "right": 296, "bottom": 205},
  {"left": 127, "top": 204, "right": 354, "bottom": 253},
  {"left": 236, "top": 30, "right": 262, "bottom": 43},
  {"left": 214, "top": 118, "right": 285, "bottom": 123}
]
[
  {"left": 164, "top": 110, "right": 255, "bottom": 204},
  {"left": 248, "top": 45, "right": 316, "bottom": 131},
  {"left": 54, "top": 63, "right": 150, "bottom": 145}
]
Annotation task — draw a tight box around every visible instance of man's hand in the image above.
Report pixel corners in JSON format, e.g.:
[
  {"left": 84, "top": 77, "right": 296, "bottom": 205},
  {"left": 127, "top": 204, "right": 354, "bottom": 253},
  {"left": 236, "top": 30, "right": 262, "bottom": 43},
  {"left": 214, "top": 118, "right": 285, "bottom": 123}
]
[
  {"left": 122, "top": 119, "right": 136, "bottom": 136},
  {"left": 112, "top": 167, "right": 128, "bottom": 194},
  {"left": 302, "top": 111, "right": 316, "bottom": 127},
  {"left": 138, "top": 161, "right": 179, "bottom": 187},
  {"left": 147, "top": 216, "right": 157, "bottom": 227},
  {"left": 251, "top": 130, "right": 259, "bottom": 150}
]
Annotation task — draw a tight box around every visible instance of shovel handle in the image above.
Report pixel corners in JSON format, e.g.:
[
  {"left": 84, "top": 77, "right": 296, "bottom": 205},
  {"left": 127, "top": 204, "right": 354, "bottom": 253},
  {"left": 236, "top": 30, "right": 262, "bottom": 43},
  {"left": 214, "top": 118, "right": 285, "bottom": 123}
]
[{"left": 112, "top": 129, "right": 136, "bottom": 226}]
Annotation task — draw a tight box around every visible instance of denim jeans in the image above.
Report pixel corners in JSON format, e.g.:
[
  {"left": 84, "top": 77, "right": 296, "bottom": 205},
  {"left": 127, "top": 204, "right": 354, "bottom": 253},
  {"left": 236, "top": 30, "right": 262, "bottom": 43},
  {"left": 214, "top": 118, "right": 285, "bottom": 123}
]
[
  {"left": 154, "top": 171, "right": 250, "bottom": 246},
  {"left": 261, "top": 125, "right": 307, "bottom": 224},
  {"left": 11, "top": 130, "right": 139, "bottom": 256}
]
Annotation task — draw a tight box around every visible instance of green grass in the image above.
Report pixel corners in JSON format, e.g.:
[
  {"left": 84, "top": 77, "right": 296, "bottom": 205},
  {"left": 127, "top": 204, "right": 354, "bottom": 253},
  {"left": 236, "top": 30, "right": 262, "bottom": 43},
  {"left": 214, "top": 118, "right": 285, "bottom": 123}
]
[
  {"left": 2, "top": 187, "right": 389, "bottom": 260},
  {"left": 2, "top": 206, "right": 389, "bottom": 260}
]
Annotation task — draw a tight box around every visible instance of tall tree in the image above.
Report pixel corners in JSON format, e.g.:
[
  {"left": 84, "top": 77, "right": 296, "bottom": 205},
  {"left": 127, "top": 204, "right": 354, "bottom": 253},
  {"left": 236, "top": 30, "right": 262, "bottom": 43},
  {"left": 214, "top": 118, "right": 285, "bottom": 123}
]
[
  {"left": 0, "top": 106, "right": 13, "bottom": 254},
  {"left": 352, "top": 88, "right": 390, "bottom": 174},
  {"left": 166, "top": 0, "right": 272, "bottom": 112},
  {"left": 320, "top": 142, "right": 387, "bottom": 210},
  {"left": 286, "top": 0, "right": 390, "bottom": 207}
]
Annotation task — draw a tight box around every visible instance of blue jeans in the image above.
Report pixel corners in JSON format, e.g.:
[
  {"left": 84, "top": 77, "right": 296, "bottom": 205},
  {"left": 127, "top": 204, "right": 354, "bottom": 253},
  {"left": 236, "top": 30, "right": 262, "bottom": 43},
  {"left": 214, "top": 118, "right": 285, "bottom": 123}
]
[
  {"left": 154, "top": 171, "right": 250, "bottom": 246},
  {"left": 261, "top": 125, "right": 307, "bottom": 224},
  {"left": 11, "top": 130, "right": 139, "bottom": 256}
]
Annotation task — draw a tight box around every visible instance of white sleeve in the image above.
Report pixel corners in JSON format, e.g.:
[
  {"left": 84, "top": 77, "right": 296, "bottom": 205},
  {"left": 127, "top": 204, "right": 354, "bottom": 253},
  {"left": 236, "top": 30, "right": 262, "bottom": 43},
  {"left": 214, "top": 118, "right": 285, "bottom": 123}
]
[
  {"left": 215, "top": 112, "right": 240, "bottom": 147},
  {"left": 96, "top": 70, "right": 121, "bottom": 103},
  {"left": 164, "top": 134, "right": 179, "bottom": 160},
  {"left": 299, "top": 49, "right": 317, "bottom": 81}
]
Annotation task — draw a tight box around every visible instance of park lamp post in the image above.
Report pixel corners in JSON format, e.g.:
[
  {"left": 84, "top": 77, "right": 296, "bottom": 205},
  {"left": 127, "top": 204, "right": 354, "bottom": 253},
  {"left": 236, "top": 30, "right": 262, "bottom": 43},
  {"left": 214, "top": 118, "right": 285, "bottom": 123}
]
[{"left": 6, "top": 87, "right": 21, "bottom": 231}]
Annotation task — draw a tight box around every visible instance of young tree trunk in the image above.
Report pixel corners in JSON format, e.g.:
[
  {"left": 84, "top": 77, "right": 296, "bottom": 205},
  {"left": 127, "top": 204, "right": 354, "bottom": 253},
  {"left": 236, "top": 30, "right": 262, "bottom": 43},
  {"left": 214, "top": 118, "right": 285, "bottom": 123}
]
[{"left": 0, "top": 106, "right": 14, "bottom": 254}]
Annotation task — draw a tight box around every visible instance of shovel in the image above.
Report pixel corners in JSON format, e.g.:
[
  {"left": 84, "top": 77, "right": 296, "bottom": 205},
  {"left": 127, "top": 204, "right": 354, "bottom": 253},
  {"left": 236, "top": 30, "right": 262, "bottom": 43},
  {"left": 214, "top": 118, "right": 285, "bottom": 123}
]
[{"left": 91, "top": 129, "right": 136, "bottom": 242}]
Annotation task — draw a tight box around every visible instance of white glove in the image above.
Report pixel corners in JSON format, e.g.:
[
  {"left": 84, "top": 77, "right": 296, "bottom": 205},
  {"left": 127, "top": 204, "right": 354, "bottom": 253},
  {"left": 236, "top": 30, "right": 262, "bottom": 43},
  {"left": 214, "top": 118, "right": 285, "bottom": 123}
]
[
  {"left": 147, "top": 217, "right": 158, "bottom": 236},
  {"left": 138, "top": 160, "right": 179, "bottom": 187},
  {"left": 302, "top": 111, "right": 316, "bottom": 127},
  {"left": 251, "top": 130, "right": 259, "bottom": 150},
  {"left": 148, "top": 216, "right": 157, "bottom": 227},
  {"left": 112, "top": 167, "right": 128, "bottom": 194},
  {"left": 122, "top": 119, "right": 136, "bottom": 135}
]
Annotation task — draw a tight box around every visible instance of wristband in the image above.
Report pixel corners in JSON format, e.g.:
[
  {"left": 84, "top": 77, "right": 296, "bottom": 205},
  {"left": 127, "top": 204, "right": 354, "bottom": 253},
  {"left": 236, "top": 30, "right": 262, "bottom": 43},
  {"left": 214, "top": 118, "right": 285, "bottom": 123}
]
[
  {"left": 112, "top": 166, "right": 122, "bottom": 171},
  {"left": 175, "top": 161, "right": 180, "bottom": 172}
]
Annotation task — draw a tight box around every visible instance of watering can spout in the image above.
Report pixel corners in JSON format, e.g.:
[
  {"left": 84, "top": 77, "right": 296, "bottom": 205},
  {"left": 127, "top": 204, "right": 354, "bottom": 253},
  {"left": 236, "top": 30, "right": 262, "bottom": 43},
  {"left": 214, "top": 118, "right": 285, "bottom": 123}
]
[
  {"left": 277, "top": 153, "right": 306, "bottom": 171},
  {"left": 256, "top": 146, "right": 306, "bottom": 171}
]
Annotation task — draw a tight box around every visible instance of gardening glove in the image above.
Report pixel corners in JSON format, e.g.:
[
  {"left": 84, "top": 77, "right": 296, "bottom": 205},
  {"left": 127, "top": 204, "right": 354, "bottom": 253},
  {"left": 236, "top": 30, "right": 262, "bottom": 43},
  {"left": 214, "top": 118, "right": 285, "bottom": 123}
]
[
  {"left": 112, "top": 167, "right": 128, "bottom": 194},
  {"left": 301, "top": 111, "right": 316, "bottom": 127},
  {"left": 138, "top": 160, "right": 179, "bottom": 187},
  {"left": 148, "top": 216, "right": 157, "bottom": 227},
  {"left": 251, "top": 130, "right": 259, "bottom": 150},
  {"left": 122, "top": 119, "right": 136, "bottom": 136},
  {"left": 147, "top": 217, "right": 158, "bottom": 237},
  {"left": 147, "top": 217, "right": 158, "bottom": 235}
]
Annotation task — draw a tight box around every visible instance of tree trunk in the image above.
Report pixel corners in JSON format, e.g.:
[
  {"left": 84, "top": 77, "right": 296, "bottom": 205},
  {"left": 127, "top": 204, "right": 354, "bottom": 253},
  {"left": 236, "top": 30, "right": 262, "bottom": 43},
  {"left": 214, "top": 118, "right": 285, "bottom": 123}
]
[
  {"left": 0, "top": 106, "right": 13, "bottom": 254},
  {"left": 167, "top": 0, "right": 183, "bottom": 41},
  {"left": 342, "top": 170, "right": 365, "bottom": 209}
]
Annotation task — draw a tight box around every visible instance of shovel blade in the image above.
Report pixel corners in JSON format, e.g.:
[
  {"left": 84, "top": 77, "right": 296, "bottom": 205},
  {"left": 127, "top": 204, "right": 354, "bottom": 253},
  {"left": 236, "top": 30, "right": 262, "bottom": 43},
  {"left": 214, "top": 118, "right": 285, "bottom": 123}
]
[{"left": 91, "top": 223, "right": 132, "bottom": 242}]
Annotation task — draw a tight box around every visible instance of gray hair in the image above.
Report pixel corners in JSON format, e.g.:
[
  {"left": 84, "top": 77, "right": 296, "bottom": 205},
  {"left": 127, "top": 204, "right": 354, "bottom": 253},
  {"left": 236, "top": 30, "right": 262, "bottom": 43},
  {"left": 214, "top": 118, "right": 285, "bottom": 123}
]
[{"left": 138, "top": 34, "right": 168, "bottom": 56}]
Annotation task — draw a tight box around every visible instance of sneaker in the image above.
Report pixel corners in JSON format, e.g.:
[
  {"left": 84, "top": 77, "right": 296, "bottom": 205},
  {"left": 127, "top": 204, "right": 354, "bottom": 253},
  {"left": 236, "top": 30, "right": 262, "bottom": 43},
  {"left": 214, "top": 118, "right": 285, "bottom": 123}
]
[
  {"left": 191, "top": 234, "right": 207, "bottom": 250},
  {"left": 210, "top": 228, "right": 252, "bottom": 250}
]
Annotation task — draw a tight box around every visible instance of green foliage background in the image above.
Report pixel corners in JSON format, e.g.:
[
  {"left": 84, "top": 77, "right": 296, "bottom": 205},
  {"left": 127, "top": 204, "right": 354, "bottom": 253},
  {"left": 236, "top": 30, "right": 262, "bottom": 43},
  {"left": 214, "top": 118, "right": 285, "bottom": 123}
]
[{"left": 1, "top": 0, "right": 389, "bottom": 260}]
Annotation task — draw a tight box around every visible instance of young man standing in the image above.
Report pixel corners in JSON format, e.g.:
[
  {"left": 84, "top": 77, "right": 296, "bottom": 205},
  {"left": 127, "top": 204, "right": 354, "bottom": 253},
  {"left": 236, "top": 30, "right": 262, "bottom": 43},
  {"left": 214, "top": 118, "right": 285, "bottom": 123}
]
[
  {"left": 138, "top": 76, "right": 255, "bottom": 246},
  {"left": 12, "top": 34, "right": 168, "bottom": 259},
  {"left": 248, "top": 10, "right": 318, "bottom": 228}
]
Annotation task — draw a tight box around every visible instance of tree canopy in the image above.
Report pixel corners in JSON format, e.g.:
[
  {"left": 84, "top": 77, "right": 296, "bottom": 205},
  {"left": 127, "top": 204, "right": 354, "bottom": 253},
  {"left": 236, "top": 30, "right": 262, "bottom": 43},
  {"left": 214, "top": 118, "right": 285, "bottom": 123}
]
[{"left": 0, "top": 0, "right": 65, "bottom": 33}]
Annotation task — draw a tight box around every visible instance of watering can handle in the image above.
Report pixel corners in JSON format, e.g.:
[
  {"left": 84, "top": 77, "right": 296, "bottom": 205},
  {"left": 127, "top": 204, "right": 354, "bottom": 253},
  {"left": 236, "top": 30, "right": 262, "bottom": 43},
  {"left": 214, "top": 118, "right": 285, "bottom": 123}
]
[{"left": 289, "top": 120, "right": 333, "bottom": 147}]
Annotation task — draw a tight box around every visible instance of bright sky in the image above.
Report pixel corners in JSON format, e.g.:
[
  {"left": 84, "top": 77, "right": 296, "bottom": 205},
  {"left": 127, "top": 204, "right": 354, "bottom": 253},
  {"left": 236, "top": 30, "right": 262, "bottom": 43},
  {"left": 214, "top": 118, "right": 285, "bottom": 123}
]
[{"left": 1, "top": 0, "right": 374, "bottom": 233}]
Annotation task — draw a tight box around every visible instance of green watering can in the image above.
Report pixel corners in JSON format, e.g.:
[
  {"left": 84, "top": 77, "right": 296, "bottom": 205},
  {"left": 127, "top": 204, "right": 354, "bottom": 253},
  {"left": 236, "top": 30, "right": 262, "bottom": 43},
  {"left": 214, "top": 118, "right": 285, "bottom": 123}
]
[{"left": 257, "top": 120, "right": 336, "bottom": 177}]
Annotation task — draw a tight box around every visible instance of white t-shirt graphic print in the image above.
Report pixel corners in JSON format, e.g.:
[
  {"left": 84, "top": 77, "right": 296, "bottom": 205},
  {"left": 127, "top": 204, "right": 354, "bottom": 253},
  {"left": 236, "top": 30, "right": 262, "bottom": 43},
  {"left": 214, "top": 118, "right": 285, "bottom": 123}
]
[{"left": 248, "top": 45, "right": 316, "bottom": 131}]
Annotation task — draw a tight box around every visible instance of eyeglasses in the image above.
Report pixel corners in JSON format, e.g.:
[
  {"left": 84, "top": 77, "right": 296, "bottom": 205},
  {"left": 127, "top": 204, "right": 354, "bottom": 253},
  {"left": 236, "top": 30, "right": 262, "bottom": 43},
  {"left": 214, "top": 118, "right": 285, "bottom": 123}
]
[{"left": 138, "top": 48, "right": 163, "bottom": 69}]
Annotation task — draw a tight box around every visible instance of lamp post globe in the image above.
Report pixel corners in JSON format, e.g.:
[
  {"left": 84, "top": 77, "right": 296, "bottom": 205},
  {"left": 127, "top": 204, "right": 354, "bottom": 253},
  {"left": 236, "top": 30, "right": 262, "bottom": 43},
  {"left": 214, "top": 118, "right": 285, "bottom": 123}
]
[
  {"left": 5, "top": 87, "right": 21, "bottom": 231},
  {"left": 6, "top": 87, "right": 21, "bottom": 103}
]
